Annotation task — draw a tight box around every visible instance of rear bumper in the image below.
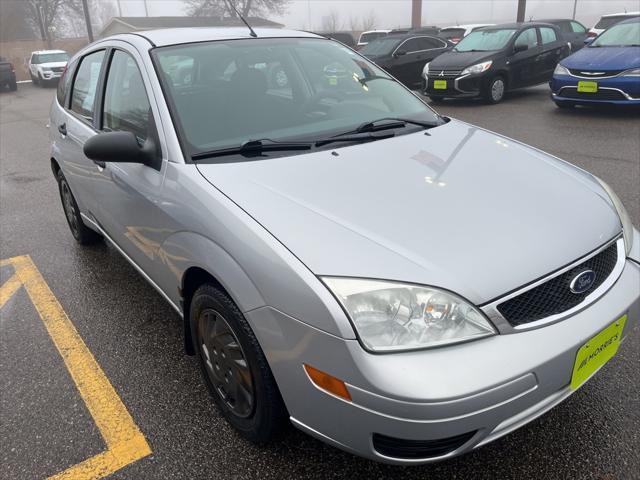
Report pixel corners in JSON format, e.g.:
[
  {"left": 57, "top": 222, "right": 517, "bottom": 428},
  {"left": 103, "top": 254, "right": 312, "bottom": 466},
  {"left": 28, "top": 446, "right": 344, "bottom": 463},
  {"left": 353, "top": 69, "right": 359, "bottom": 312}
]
[
  {"left": 247, "top": 257, "right": 640, "bottom": 465},
  {"left": 550, "top": 74, "right": 640, "bottom": 105}
]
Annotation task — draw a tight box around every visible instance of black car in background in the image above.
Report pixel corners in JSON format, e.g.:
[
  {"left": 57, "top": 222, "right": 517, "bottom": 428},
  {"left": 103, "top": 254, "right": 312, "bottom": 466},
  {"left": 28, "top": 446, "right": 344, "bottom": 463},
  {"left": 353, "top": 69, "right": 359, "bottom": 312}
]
[
  {"left": 318, "top": 32, "right": 356, "bottom": 49},
  {"left": 360, "top": 34, "right": 451, "bottom": 89},
  {"left": 0, "top": 56, "right": 17, "bottom": 91},
  {"left": 423, "top": 22, "right": 569, "bottom": 103},
  {"left": 535, "top": 19, "right": 588, "bottom": 50}
]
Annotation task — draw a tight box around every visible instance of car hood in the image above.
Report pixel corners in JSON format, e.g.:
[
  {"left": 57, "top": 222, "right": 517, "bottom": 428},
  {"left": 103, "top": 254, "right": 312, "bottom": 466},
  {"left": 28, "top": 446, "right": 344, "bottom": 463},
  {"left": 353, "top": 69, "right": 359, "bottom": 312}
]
[
  {"left": 196, "top": 120, "right": 620, "bottom": 305},
  {"left": 561, "top": 46, "right": 640, "bottom": 70},
  {"left": 429, "top": 50, "right": 497, "bottom": 70},
  {"left": 38, "top": 61, "right": 67, "bottom": 69}
]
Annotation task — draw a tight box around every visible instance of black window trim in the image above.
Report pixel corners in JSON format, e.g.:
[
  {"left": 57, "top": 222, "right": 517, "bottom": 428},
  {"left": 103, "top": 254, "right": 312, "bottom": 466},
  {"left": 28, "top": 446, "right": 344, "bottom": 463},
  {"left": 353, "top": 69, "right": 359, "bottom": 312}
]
[
  {"left": 393, "top": 35, "right": 447, "bottom": 55},
  {"left": 514, "top": 26, "right": 540, "bottom": 50},
  {"left": 67, "top": 47, "right": 109, "bottom": 130}
]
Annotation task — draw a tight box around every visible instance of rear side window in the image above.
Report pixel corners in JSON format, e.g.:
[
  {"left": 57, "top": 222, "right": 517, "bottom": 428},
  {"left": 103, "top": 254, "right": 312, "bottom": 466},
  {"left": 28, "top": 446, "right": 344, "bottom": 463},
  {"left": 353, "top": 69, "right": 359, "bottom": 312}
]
[
  {"left": 514, "top": 28, "right": 539, "bottom": 49},
  {"left": 70, "top": 50, "right": 105, "bottom": 121},
  {"left": 570, "top": 21, "right": 586, "bottom": 33},
  {"left": 539, "top": 27, "right": 558, "bottom": 44},
  {"left": 57, "top": 59, "right": 77, "bottom": 106},
  {"left": 401, "top": 38, "right": 423, "bottom": 53},
  {"left": 420, "top": 37, "right": 447, "bottom": 49},
  {"left": 102, "top": 50, "right": 151, "bottom": 144}
]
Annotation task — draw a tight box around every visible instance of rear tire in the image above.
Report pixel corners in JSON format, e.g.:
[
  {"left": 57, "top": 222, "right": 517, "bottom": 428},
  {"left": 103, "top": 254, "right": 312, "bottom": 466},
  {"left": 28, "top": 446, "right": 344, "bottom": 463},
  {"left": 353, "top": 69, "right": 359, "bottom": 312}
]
[
  {"left": 190, "top": 284, "right": 287, "bottom": 443},
  {"left": 483, "top": 75, "right": 506, "bottom": 104},
  {"left": 56, "top": 171, "right": 102, "bottom": 245}
]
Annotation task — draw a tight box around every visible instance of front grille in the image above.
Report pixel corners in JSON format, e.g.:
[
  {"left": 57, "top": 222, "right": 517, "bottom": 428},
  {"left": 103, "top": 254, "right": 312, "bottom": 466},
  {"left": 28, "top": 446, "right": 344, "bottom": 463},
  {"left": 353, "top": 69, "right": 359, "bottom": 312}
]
[
  {"left": 51, "top": 66, "right": 64, "bottom": 73},
  {"left": 560, "top": 87, "right": 627, "bottom": 101},
  {"left": 426, "top": 78, "right": 458, "bottom": 94},
  {"left": 497, "top": 241, "right": 619, "bottom": 326},
  {"left": 372, "top": 431, "right": 476, "bottom": 459},
  {"left": 429, "top": 69, "right": 463, "bottom": 77},
  {"left": 568, "top": 69, "right": 624, "bottom": 78}
]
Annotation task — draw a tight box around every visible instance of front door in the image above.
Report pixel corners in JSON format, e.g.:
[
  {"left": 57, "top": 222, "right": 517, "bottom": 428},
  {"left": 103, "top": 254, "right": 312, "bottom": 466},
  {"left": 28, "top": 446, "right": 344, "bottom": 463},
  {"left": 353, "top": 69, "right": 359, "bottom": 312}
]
[
  {"left": 91, "top": 45, "right": 169, "bottom": 276},
  {"left": 508, "top": 27, "right": 541, "bottom": 88},
  {"left": 538, "top": 27, "right": 565, "bottom": 82}
]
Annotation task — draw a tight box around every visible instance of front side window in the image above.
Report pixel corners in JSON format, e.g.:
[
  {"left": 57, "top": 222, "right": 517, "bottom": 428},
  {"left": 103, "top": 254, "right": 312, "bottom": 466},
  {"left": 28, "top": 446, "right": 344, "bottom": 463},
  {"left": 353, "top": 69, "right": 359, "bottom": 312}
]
[
  {"left": 591, "top": 21, "right": 640, "bottom": 47},
  {"left": 103, "top": 50, "right": 151, "bottom": 144},
  {"left": 540, "top": 27, "right": 558, "bottom": 44},
  {"left": 454, "top": 29, "right": 517, "bottom": 52},
  {"left": 514, "top": 28, "right": 539, "bottom": 49},
  {"left": 70, "top": 50, "right": 105, "bottom": 121},
  {"left": 153, "top": 38, "right": 440, "bottom": 159}
]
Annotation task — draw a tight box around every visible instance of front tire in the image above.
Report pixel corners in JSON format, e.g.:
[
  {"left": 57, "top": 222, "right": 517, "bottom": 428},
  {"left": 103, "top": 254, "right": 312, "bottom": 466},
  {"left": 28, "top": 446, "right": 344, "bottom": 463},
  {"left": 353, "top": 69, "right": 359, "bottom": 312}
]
[
  {"left": 57, "top": 171, "right": 102, "bottom": 245},
  {"left": 483, "top": 76, "right": 506, "bottom": 104},
  {"left": 190, "top": 284, "right": 286, "bottom": 443},
  {"left": 9, "top": 80, "right": 17, "bottom": 91}
]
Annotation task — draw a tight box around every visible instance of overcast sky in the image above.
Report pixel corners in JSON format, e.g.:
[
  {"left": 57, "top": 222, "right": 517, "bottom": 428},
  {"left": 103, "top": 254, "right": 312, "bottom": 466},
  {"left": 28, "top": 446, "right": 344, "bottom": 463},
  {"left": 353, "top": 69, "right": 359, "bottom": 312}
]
[{"left": 117, "top": 0, "right": 639, "bottom": 30}]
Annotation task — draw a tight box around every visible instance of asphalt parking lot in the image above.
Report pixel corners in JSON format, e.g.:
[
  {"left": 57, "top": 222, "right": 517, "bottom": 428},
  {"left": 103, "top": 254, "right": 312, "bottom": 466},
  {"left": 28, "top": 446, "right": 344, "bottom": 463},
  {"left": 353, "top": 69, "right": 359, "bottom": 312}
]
[{"left": 1, "top": 82, "right": 639, "bottom": 480}]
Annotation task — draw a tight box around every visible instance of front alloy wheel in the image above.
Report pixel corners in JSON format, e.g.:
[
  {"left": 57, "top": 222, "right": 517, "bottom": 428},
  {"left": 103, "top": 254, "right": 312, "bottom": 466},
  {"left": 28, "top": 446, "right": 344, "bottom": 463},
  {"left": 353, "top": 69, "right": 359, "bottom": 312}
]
[{"left": 485, "top": 76, "right": 506, "bottom": 104}]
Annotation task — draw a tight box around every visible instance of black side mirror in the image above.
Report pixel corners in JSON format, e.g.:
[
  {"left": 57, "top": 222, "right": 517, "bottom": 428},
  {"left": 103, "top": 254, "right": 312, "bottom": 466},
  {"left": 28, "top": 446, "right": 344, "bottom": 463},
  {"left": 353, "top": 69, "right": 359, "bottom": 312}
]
[
  {"left": 84, "top": 131, "right": 160, "bottom": 170},
  {"left": 514, "top": 43, "right": 528, "bottom": 53},
  {"left": 394, "top": 50, "right": 407, "bottom": 58}
]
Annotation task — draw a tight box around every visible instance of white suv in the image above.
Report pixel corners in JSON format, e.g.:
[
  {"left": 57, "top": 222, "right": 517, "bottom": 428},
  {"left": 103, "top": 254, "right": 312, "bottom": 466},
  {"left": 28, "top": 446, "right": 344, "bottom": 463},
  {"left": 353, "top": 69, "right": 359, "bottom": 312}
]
[{"left": 28, "top": 50, "right": 70, "bottom": 86}]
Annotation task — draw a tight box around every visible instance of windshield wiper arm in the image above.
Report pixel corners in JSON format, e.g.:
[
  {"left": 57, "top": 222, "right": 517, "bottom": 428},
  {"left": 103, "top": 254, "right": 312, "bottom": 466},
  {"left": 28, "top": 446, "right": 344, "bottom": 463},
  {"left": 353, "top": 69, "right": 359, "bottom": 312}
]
[
  {"left": 192, "top": 138, "right": 313, "bottom": 160},
  {"left": 329, "top": 117, "right": 439, "bottom": 140},
  {"left": 315, "top": 131, "right": 396, "bottom": 147}
]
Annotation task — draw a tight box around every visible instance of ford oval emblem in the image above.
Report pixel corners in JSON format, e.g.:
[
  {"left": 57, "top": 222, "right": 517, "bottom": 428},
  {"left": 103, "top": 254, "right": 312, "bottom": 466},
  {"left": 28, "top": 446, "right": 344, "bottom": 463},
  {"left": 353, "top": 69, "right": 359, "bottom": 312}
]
[{"left": 569, "top": 270, "right": 596, "bottom": 294}]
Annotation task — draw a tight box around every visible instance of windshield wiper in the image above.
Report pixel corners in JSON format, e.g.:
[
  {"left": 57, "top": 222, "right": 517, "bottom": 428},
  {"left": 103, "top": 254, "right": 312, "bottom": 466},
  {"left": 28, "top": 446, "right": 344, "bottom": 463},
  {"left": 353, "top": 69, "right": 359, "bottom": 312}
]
[
  {"left": 192, "top": 138, "right": 313, "bottom": 160},
  {"left": 315, "top": 131, "right": 396, "bottom": 147},
  {"left": 329, "top": 117, "right": 440, "bottom": 140}
]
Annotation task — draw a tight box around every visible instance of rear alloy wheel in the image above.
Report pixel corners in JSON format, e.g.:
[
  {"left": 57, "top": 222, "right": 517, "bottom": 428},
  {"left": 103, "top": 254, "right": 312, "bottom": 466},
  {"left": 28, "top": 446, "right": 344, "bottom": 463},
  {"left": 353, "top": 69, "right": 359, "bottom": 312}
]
[
  {"left": 191, "top": 284, "right": 286, "bottom": 443},
  {"left": 57, "top": 171, "right": 102, "bottom": 245},
  {"left": 484, "top": 76, "right": 506, "bottom": 104}
]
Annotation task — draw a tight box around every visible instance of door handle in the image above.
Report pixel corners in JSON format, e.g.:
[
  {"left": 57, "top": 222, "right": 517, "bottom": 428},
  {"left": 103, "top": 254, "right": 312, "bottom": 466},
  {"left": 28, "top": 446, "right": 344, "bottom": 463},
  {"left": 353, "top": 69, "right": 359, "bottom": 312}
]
[{"left": 58, "top": 123, "right": 67, "bottom": 135}]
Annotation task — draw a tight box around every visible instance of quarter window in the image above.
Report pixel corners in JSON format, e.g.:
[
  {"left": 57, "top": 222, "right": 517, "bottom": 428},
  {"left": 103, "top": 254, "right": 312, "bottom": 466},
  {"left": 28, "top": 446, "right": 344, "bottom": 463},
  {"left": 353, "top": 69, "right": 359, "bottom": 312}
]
[
  {"left": 514, "top": 28, "right": 539, "bottom": 50},
  {"left": 540, "top": 27, "right": 558, "bottom": 44},
  {"left": 70, "top": 50, "right": 105, "bottom": 121},
  {"left": 570, "top": 21, "right": 586, "bottom": 33},
  {"left": 57, "top": 59, "right": 77, "bottom": 106},
  {"left": 102, "top": 50, "right": 151, "bottom": 144}
]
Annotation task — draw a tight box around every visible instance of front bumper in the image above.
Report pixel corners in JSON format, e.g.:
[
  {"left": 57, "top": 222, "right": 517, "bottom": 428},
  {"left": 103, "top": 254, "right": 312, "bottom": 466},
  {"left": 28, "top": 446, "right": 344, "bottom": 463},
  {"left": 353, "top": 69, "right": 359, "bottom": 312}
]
[
  {"left": 423, "top": 73, "right": 485, "bottom": 98},
  {"left": 550, "top": 74, "right": 640, "bottom": 105},
  {"left": 40, "top": 71, "right": 63, "bottom": 81},
  {"left": 247, "top": 256, "right": 640, "bottom": 465}
]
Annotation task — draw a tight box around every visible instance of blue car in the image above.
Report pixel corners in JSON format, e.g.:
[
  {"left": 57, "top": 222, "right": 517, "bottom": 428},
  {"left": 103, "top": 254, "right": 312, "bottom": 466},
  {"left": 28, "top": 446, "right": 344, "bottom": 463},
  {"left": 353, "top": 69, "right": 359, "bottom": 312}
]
[{"left": 550, "top": 17, "right": 640, "bottom": 107}]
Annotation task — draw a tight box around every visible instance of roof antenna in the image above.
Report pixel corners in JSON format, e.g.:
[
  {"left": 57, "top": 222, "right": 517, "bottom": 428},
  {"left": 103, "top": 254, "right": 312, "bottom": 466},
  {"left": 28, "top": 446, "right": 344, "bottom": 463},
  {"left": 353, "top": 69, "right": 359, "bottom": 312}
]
[{"left": 225, "top": 0, "right": 258, "bottom": 37}]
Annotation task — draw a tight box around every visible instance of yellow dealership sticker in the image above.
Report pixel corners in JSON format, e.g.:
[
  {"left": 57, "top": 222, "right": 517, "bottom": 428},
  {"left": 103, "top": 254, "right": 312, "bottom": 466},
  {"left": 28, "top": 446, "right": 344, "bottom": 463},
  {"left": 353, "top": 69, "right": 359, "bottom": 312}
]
[
  {"left": 577, "top": 81, "right": 598, "bottom": 93},
  {"left": 433, "top": 79, "right": 447, "bottom": 90},
  {"left": 571, "top": 315, "right": 626, "bottom": 390},
  {"left": 0, "top": 255, "right": 151, "bottom": 479}
]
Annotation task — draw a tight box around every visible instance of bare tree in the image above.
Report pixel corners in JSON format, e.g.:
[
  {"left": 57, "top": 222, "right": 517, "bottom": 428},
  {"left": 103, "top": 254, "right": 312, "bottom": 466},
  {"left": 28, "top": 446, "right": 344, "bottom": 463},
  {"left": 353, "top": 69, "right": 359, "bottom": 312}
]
[
  {"left": 63, "top": 0, "right": 116, "bottom": 38},
  {"left": 0, "top": 1, "right": 35, "bottom": 42},
  {"left": 348, "top": 15, "right": 360, "bottom": 33},
  {"left": 24, "top": 0, "right": 65, "bottom": 48},
  {"left": 321, "top": 9, "right": 342, "bottom": 32},
  {"left": 185, "top": 0, "right": 289, "bottom": 18},
  {"left": 361, "top": 10, "right": 377, "bottom": 31}
]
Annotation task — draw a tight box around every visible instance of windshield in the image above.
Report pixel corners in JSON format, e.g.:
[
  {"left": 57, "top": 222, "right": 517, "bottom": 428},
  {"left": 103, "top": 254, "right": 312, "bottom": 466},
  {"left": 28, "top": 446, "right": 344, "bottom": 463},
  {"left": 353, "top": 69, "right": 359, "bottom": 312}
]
[
  {"left": 595, "top": 15, "right": 639, "bottom": 30},
  {"left": 33, "top": 52, "right": 69, "bottom": 64},
  {"left": 153, "top": 38, "right": 438, "bottom": 158},
  {"left": 359, "top": 32, "right": 388, "bottom": 44},
  {"left": 592, "top": 21, "right": 640, "bottom": 46},
  {"left": 360, "top": 37, "right": 402, "bottom": 55},
  {"left": 454, "top": 29, "right": 516, "bottom": 51}
]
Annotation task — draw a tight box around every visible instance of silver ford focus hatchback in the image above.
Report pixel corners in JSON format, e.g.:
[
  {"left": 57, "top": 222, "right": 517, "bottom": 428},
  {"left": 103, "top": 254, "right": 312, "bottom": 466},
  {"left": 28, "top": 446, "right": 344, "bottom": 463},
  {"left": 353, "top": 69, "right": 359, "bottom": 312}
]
[{"left": 49, "top": 27, "right": 639, "bottom": 464}]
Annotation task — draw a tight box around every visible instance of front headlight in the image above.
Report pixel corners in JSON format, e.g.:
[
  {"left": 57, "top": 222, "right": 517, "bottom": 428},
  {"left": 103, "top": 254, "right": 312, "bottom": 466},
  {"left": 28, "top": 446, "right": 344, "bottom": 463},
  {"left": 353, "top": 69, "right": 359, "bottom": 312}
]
[
  {"left": 322, "top": 277, "right": 496, "bottom": 352},
  {"left": 423, "top": 62, "right": 430, "bottom": 78},
  {"left": 595, "top": 177, "right": 634, "bottom": 255},
  {"left": 461, "top": 61, "right": 492, "bottom": 76},
  {"left": 554, "top": 64, "right": 570, "bottom": 75},
  {"left": 621, "top": 68, "right": 640, "bottom": 77}
]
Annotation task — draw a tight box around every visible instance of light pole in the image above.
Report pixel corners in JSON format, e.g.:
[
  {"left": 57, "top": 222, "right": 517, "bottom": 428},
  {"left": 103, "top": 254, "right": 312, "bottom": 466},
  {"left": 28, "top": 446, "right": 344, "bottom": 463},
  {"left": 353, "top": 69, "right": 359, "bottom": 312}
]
[
  {"left": 572, "top": 0, "right": 578, "bottom": 20},
  {"left": 143, "top": 0, "right": 149, "bottom": 17},
  {"left": 516, "top": 0, "right": 527, "bottom": 22},
  {"left": 81, "top": 0, "right": 94, "bottom": 42},
  {"left": 411, "top": 0, "right": 422, "bottom": 28}
]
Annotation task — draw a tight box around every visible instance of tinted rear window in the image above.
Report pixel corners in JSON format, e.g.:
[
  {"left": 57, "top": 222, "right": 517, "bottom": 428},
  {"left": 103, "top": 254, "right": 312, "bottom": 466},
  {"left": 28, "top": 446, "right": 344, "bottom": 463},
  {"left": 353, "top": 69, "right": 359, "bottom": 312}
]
[
  {"left": 595, "top": 15, "right": 639, "bottom": 29},
  {"left": 439, "top": 28, "right": 466, "bottom": 39}
]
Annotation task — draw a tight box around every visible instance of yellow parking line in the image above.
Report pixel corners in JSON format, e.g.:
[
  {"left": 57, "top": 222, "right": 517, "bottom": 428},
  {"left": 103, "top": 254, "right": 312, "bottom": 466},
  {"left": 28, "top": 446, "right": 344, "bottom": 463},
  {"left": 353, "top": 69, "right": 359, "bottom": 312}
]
[
  {"left": 0, "top": 274, "right": 22, "bottom": 309},
  {"left": 3, "top": 255, "right": 151, "bottom": 479}
]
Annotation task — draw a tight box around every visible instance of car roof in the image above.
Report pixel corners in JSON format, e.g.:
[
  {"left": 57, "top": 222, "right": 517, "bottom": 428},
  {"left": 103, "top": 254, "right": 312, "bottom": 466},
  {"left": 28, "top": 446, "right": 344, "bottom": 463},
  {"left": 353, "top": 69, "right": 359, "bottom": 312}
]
[
  {"left": 482, "top": 22, "right": 555, "bottom": 30},
  {"left": 126, "top": 27, "right": 321, "bottom": 47},
  {"left": 618, "top": 17, "right": 640, "bottom": 24},
  {"left": 361, "top": 29, "right": 391, "bottom": 34},
  {"left": 601, "top": 11, "right": 640, "bottom": 18},
  {"left": 441, "top": 24, "right": 493, "bottom": 30}
]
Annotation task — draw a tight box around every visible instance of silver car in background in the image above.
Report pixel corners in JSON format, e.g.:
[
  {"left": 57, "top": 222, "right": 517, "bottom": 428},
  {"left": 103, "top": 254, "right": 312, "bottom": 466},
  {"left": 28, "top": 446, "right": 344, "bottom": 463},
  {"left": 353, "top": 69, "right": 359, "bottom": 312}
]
[{"left": 48, "top": 27, "right": 640, "bottom": 465}]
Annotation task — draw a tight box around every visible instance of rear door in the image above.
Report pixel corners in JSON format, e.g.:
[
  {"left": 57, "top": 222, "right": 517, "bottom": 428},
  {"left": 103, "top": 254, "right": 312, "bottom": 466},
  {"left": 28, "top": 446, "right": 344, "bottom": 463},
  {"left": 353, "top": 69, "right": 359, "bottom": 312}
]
[
  {"left": 388, "top": 37, "right": 423, "bottom": 86},
  {"left": 57, "top": 49, "right": 107, "bottom": 219},
  {"left": 537, "top": 26, "right": 565, "bottom": 82},
  {"left": 568, "top": 21, "right": 587, "bottom": 50},
  {"left": 508, "top": 27, "right": 541, "bottom": 88}
]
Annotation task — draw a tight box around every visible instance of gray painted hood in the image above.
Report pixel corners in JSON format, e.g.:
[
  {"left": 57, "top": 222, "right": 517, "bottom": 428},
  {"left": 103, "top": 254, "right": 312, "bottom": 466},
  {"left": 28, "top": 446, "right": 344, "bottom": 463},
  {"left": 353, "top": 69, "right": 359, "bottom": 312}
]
[{"left": 196, "top": 120, "right": 621, "bottom": 304}]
